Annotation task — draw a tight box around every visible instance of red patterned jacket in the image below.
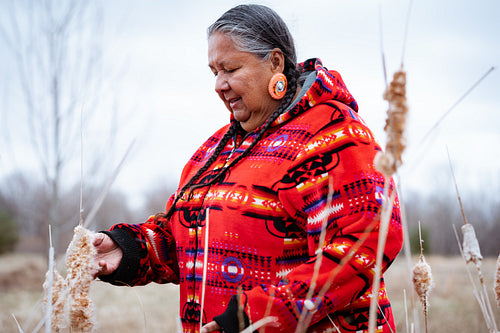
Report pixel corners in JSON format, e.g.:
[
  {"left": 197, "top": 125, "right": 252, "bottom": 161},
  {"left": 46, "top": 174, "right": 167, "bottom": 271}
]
[{"left": 102, "top": 58, "right": 403, "bottom": 332}]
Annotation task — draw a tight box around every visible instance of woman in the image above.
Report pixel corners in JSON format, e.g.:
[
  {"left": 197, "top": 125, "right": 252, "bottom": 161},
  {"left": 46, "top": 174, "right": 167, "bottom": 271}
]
[{"left": 94, "top": 4, "right": 403, "bottom": 333}]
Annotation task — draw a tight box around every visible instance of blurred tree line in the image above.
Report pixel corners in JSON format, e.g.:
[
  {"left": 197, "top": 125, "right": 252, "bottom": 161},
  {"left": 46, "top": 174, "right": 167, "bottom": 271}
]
[
  {"left": 0, "top": 169, "right": 499, "bottom": 256},
  {"left": 404, "top": 183, "right": 500, "bottom": 257},
  {"left": 0, "top": 172, "right": 177, "bottom": 254}
]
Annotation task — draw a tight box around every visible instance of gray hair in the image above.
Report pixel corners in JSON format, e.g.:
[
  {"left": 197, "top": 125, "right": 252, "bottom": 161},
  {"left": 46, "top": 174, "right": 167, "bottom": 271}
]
[
  {"left": 162, "top": 5, "right": 300, "bottom": 215},
  {"left": 207, "top": 4, "right": 298, "bottom": 79}
]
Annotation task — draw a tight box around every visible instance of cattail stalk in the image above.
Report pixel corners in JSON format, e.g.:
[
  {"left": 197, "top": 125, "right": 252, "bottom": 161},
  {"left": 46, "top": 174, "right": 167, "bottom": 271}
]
[
  {"left": 261, "top": 285, "right": 276, "bottom": 333},
  {"left": 370, "top": 66, "right": 408, "bottom": 333},
  {"left": 297, "top": 190, "right": 396, "bottom": 333},
  {"left": 403, "top": 289, "right": 409, "bottom": 333},
  {"left": 368, "top": 181, "right": 396, "bottom": 333},
  {"left": 495, "top": 254, "right": 500, "bottom": 308},
  {"left": 200, "top": 208, "right": 210, "bottom": 332},
  {"left": 453, "top": 225, "right": 498, "bottom": 333},
  {"left": 295, "top": 177, "right": 334, "bottom": 333},
  {"left": 397, "top": 184, "right": 420, "bottom": 333},
  {"left": 295, "top": 177, "right": 333, "bottom": 333},
  {"left": 11, "top": 313, "right": 24, "bottom": 333},
  {"left": 240, "top": 317, "right": 279, "bottom": 333},
  {"left": 44, "top": 226, "right": 54, "bottom": 333},
  {"left": 460, "top": 224, "right": 498, "bottom": 333},
  {"left": 43, "top": 226, "right": 70, "bottom": 332},
  {"left": 448, "top": 151, "right": 498, "bottom": 332},
  {"left": 41, "top": 110, "right": 132, "bottom": 332}
]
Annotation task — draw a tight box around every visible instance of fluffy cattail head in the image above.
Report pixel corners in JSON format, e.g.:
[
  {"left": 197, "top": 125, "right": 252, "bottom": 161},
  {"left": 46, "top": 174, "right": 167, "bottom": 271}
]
[
  {"left": 375, "top": 68, "right": 408, "bottom": 177},
  {"left": 413, "top": 255, "right": 433, "bottom": 316},
  {"left": 43, "top": 268, "right": 69, "bottom": 331},
  {"left": 43, "top": 225, "right": 98, "bottom": 332},
  {"left": 461, "top": 223, "right": 483, "bottom": 267},
  {"left": 65, "top": 225, "right": 98, "bottom": 332}
]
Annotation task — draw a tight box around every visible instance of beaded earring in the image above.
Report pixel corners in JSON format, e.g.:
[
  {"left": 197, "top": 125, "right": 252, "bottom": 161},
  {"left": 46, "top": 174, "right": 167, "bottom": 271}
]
[{"left": 268, "top": 73, "right": 287, "bottom": 100}]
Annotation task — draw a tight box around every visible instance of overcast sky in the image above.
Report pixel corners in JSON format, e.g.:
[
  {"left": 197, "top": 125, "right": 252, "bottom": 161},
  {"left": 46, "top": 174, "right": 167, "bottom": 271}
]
[{"left": 1, "top": 0, "right": 499, "bottom": 208}]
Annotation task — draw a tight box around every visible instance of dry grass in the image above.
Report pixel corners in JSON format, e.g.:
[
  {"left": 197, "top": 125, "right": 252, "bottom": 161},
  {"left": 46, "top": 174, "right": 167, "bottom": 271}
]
[
  {"left": 1, "top": 253, "right": 499, "bottom": 332},
  {"left": 385, "top": 255, "right": 500, "bottom": 333},
  {"left": 0, "top": 253, "right": 179, "bottom": 333}
]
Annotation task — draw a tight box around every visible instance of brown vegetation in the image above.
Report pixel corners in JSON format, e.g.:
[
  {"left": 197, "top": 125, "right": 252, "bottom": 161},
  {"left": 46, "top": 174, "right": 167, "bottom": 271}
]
[{"left": 1, "top": 254, "right": 499, "bottom": 332}]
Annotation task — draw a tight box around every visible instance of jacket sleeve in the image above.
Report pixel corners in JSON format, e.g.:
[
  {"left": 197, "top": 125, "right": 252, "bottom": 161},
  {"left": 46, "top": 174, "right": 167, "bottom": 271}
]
[
  {"left": 99, "top": 210, "right": 179, "bottom": 286},
  {"left": 242, "top": 106, "right": 404, "bottom": 330}
]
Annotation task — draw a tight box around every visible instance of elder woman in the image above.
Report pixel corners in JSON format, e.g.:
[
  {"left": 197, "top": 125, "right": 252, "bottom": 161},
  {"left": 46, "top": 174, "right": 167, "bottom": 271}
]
[{"left": 94, "top": 4, "right": 403, "bottom": 333}]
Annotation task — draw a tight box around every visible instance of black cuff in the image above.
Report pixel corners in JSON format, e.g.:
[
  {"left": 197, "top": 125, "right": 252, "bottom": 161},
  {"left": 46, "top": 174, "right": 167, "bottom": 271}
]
[
  {"left": 98, "top": 228, "right": 141, "bottom": 286},
  {"left": 213, "top": 295, "right": 252, "bottom": 333}
]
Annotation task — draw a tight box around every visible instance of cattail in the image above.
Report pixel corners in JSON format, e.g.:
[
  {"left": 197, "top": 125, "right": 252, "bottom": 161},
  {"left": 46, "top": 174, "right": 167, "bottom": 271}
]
[
  {"left": 43, "top": 268, "right": 69, "bottom": 331},
  {"left": 65, "top": 225, "right": 98, "bottom": 332},
  {"left": 43, "top": 225, "right": 98, "bottom": 332},
  {"left": 495, "top": 253, "right": 500, "bottom": 308},
  {"left": 375, "top": 68, "right": 408, "bottom": 177},
  {"left": 412, "top": 254, "right": 433, "bottom": 333},
  {"left": 461, "top": 223, "right": 483, "bottom": 268}
]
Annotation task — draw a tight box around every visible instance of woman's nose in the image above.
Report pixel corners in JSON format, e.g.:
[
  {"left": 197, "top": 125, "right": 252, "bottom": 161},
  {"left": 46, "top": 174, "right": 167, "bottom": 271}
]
[{"left": 215, "top": 74, "right": 229, "bottom": 94}]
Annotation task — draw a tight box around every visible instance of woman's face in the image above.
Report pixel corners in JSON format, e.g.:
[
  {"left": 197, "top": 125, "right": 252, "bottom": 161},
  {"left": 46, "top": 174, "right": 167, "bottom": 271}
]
[{"left": 208, "top": 33, "right": 284, "bottom": 132}]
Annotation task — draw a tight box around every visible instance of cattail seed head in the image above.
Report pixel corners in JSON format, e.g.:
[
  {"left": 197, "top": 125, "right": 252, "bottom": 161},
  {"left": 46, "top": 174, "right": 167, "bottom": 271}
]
[
  {"left": 413, "top": 255, "right": 433, "bottom": 317},
  {"left": 461, "top": 223, "right": 483, "bottom": 267},
  {"left": 65, "top": 225, "right": 98, "bottom": 332},
  {"left": 375, "top": 68, "right": 408, "bottom": 177},
  {"left": 43, "top": 268, "right": 69, "bottom": 331},
  {"left": 43, "top": 225, "right": 98, "bottom": 332}
]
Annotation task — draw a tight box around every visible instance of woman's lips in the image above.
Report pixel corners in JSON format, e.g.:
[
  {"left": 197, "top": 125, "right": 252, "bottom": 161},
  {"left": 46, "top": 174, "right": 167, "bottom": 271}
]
[{"left": 229, "top": 97, "right": 241, "bottom": 109}]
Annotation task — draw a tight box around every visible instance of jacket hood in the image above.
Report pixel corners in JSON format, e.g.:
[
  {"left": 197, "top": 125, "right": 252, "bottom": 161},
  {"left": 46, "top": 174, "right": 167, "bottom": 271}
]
[
  {"left": 272, "top": 58, "right": 358, "bottom": 127},
  {"left": 227, "top": 58, "right": 358, "bottom": 133},
  {"left": 299, "top": 58, "right": 358, "bottom": 111}
]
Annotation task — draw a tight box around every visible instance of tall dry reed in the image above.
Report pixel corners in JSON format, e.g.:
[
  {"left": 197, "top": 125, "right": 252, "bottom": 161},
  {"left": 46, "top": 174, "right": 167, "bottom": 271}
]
[
  {"left": 446, "top": 150, "right": 499, "bottom": 332},
  {"left": 369, "top": 66, "right": 409, "bottom": 333},
  {"left": 495, "top": 254, "right": 500, "bottom": 308}
]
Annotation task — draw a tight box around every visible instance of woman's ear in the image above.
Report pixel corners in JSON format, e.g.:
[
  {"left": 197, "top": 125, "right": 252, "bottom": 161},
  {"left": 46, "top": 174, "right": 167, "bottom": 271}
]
[{"left": 269, "top": 48, "right": 285, "bottom": 73}]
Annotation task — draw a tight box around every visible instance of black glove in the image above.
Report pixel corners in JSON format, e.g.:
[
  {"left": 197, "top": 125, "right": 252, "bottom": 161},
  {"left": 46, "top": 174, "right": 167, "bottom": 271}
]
[{"left": 213, "top": 294, "right": 253, "bottom": 333}]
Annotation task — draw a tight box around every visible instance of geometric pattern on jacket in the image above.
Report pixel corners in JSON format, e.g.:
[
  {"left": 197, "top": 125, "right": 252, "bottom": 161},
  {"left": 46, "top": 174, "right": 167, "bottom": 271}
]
[{"left": 104, "top": 58, "right": 404, "bottom": 333}]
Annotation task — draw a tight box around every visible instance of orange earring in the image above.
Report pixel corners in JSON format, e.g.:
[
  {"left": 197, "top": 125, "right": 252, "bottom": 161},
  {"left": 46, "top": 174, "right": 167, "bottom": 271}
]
[{"left": 268, "top": 73, "right": 287, "bottom": 100}]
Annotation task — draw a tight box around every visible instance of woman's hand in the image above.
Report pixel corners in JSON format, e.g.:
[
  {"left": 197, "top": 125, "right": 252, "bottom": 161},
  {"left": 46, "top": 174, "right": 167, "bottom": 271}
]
[
  {"left": 92, "top": 232, "right": 122, "bottom": 278},
  {"left": 200, "top": 321, "right": 221, "bottom": 333}
]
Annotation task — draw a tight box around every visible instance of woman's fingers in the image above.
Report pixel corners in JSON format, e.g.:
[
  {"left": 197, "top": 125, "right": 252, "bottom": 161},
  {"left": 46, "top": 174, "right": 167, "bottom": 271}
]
[
  {"left": 93, "top": 232, "right": 104, "bottom": 247},
  {"left": 92, "top": 232, "right": 122, "bottom": 277},
  {"left": 200, "top": 321, "right": 221, "bottom": 333}
]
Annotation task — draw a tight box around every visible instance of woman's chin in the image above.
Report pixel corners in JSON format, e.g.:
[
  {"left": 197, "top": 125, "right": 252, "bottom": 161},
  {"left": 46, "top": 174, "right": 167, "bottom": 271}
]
[{"left": 232, "top": 110, "right": 250, "bottom": 123}]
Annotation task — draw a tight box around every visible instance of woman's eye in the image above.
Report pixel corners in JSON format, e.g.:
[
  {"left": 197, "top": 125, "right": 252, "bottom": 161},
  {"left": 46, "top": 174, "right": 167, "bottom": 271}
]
[{"left": 226, "top": 68, "right": 237, "bottom": 73}]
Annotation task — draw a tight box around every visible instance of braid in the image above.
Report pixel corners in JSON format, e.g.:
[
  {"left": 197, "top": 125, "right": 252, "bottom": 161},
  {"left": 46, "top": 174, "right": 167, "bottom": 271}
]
[
  {"left": 166, "top": 68, "right": 299, "bottom": 220},
  {"left": 191, "top": 69, "right": 299, "bottom": 189},
  {"left": 229, "top": 74, "right": 298, "bottom": 163},
  {"left": 165, "top": 122, "right": 238, "bottom": 219},
  {"left": 220, "top": 69, "right": 299, "bottom": 172}
]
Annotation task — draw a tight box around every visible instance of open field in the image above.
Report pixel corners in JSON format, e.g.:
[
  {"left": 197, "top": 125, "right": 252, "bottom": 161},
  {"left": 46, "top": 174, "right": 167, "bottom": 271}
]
[{"left": 1, "top": 253, "right": 498, "bottom": 332}]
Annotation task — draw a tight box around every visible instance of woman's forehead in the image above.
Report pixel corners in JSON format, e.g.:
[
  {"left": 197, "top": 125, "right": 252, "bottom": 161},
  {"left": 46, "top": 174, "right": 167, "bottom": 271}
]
[{"left": 207, "top": 33, "right": 251, "bottom": 68}]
